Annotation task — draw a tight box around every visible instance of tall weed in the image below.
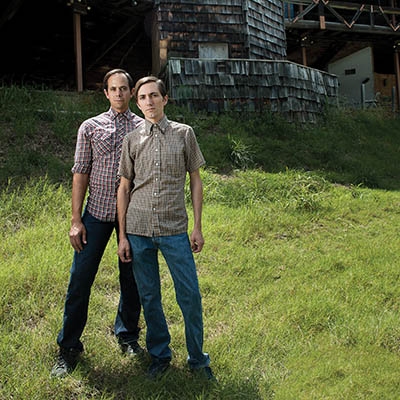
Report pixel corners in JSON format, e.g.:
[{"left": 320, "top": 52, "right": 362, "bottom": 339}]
[
  {"left": 196, "top": 169, "right": 330, "bottom": 212},
  {"left": 0, "top": 177, "right": 69, "bottom": 234}
]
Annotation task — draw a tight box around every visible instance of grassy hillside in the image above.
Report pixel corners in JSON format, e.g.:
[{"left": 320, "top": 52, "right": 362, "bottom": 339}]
[
  {"left": 1, "top": 86, "right": 400, "bottom": 190},
  {"left": 1, "top": 87, "right": 400, "bottom": 399}
]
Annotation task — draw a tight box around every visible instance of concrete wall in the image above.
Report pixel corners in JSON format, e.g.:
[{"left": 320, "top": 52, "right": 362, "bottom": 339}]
[{"left": 328, "top": 47, "right": 375, "bottom": 106}]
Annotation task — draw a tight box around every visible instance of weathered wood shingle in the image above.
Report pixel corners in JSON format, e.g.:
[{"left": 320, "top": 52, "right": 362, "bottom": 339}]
[
  {"left": 157, "top": 0, "right": 286, "bottom": 60},
  {"left": 244, "top": 0, "right": 286, "bottom": 59},
  {"left": 167, "top": 58, "right": 338, "bottom": 122},
  {"left": 156, "top": 0, "right": 337, "bottom": 121}
]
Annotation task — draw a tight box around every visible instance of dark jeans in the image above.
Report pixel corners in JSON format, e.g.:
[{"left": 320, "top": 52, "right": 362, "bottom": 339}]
[{"left": 56, "top": 210, "right": 141, "bottom": 351}]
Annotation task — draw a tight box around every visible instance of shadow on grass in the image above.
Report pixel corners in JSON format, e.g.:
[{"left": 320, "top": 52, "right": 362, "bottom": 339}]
[{"left": 75, "top": 355, "right": 267, "bottom": 400}]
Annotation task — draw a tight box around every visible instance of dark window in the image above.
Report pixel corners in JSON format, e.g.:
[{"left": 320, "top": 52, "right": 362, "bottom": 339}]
[{"left": 345, "top": 68, "right": 356, "bottom": 75}]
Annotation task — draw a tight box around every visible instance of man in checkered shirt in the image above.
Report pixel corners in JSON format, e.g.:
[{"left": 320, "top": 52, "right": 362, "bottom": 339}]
[
  {"left": 51, "top": 69, "right": 144, "bottom": 378},
  {"left": 117, "top": 76, "right": 215, "bottom": 381}
]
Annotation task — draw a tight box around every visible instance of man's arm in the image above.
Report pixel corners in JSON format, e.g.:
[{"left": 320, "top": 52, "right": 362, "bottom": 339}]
[
  {"left": 117, "top": 176, "right": 132, "bottom": 262},
  {"left": 189, "top": 169, "right": 204, "bottom": 253},
  {"left": 69, "top": 173, "right": 89, "bottom": 252}
]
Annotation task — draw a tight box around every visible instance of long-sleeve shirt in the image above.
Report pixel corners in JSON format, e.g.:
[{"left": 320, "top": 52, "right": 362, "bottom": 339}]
[{"left": 72, "top": 107, "right": 143, "bottom": 222}]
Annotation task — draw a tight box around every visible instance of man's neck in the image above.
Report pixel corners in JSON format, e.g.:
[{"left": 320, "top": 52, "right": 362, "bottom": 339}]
[
  {"left": 112, "top": 107, "right": 129, "bottom": 114},
  {"left": 147, "top": 118, "right": 161, "bottom": 124}
]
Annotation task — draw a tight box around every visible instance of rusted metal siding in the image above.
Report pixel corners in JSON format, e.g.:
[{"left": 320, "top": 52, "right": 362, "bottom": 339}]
[{"left": 167, "top": 58, "right": 338, "bottom": 122}]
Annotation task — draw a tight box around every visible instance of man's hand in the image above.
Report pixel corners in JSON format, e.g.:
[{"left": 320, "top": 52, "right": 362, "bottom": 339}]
[
  {"left": 190, "top": 228, "right": 204, "bottom": 253},
  {"left": 118, "top": 236, "right": 132, "bottom": 263},
  {"left": 69, "top": 221, "right": 87, "bottom": 253}
]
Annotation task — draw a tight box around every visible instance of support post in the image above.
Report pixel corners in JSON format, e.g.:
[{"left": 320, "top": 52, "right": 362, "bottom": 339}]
[
  {"left": 361, "top": 83, "right": 366, "bottom": 109},
  {"left": 319, "top": 1, "right": 326, "bottom": 29},
  {"left": 301, "top": 46, "right": 307, "bottom": 66},
  {"left": 394, "top": 50, "right": 400, "bottom": 112},
  {"left": 73, "top": 12, "right": 83, "bottom": 92}
]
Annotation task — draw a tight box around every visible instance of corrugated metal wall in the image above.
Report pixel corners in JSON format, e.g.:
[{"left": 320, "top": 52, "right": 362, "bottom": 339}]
[{"left": 167, "top": 58, "right": 338, "bottom": 122}]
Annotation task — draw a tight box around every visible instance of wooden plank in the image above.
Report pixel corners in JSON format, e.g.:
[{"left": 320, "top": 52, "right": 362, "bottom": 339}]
[
  {"left": 73, "top": 13, "right": 83, "bottom": 92},
  {"left": 286, "top": 0, "right": 400, "bottom": 15},
  {"left": 285, "top": 19, "right": 400, "bottom": 34}
]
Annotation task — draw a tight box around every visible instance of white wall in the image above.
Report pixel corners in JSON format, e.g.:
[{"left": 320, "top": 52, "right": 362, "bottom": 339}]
[{"left": 328, "top": 46, "right": 374, "bottom": 106}]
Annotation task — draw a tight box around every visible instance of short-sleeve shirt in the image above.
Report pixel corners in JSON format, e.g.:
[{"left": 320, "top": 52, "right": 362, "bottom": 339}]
[
  {"left": 72, "top": 108, "right": 143, "bottom": 222},
  {"left": 119, "top": 115, "right": 205, "bottom": 237}
]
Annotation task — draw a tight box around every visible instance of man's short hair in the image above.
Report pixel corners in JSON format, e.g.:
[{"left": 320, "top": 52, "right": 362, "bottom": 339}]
[
  {"left": 103, "top": 69, "right": 134, "bottom": 91},
  {"left": 134, "top": 76, "right": 167, "bottom": 99}
]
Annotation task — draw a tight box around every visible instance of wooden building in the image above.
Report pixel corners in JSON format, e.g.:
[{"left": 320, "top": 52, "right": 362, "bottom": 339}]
[
  {"left": 0, "top": 0, "right": 339, "bottom": 121},
  {"left": 153, "top": 0, "right": 287, "bottom": 73},
  {"left": 5, "top": 1, "right": 400, "bottom": 114},
  {"left": 151, "top": 0, "right": 338, "bottom": 121}
]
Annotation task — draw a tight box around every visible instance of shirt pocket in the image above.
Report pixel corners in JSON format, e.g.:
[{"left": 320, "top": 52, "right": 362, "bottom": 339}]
[{"left": 91, "top": 130, "right": 116, "bottom": 159}]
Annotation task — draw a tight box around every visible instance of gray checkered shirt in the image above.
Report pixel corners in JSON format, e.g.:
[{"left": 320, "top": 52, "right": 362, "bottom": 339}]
[{"left": 119, "top": 116, "right": 205, "bottom": 236}]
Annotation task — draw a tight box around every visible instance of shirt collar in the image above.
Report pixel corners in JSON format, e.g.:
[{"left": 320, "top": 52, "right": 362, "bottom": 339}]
[
  {"left": 108, "top": 107, "right": 132, "bottom": 121},
  {"left": 144, "top": 115, "right": 168, "bottom": 136}
]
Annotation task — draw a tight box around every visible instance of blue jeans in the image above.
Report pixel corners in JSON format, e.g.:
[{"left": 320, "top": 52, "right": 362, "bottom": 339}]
[
  {"left": 57, "top": 211, "right": 141, "bottom": 350},
  {"left": 128, "top": 233, "right": 210, "bottom": 369}
]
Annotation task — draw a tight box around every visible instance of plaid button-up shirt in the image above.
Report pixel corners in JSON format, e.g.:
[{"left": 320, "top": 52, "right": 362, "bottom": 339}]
[
  {"left": 72, "top": 107, "right": 143, "bottom": 222},
  {"left": 119, "top": 116, "right": 205, "bottom": 237}
]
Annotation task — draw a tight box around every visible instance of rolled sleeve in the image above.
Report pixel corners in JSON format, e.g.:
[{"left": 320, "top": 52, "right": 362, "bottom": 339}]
[{"left": 71, "top": 124, "right": 92, "bottom": 174}]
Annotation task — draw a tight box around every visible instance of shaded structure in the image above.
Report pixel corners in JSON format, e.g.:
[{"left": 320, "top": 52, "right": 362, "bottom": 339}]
[
  {"left": 0, "top": 0, "right": 340, "bottom": 120},
  {"left": 0, "top": 0, "right": 154, "bottom": 89},
  {"left": 152, "top": 0, "right": 337, "bottom": 121},
  {"left": 284, "top": 0, "right": 400, "bottom": 107},
  {"left": 166, "top": 58, "right": 337, "bottom": 119}
]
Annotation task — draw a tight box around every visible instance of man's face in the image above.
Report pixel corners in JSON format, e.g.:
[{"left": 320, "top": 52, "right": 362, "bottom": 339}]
[
  {"left": 104, "top": 73, "right": 134, "bottom": 113},
  {"left": 136, "top": 82, "right": 168, "bottom": 123}
]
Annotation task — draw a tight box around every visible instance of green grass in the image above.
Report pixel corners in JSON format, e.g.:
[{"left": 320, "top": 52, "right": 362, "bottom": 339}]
[
  {"left": 1, "top": 87, "right": 400, "bottom": 399},
  {"left": 1, "top": 86, "right": 400, "bottom": 191},
  {"left": 1, "top": 173, "right": 399, "bottom": 399}
]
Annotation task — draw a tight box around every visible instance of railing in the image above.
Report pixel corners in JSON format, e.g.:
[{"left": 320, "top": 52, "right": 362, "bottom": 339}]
[{"left": 284, "top": 0, "right": 400, "bottom": 33}]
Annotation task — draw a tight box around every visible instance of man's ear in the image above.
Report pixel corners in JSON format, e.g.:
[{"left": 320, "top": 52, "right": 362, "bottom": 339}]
[{"left": 163, "top": 95, "right": 169, "bottom": 106}]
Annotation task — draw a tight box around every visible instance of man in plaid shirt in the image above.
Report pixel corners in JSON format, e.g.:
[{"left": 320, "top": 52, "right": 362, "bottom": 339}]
[
  {"left": 117, "top": 76, "right": 215, "bottom": 381},
  {"left": 51, "top": 69, "right": 144, "bottom": 378}
]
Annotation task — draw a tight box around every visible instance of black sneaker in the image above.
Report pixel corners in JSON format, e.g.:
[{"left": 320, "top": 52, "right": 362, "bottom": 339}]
[
  {"left": 50, "top": 347, "right": 82, "bottom": 378},
  {"left": 191, "top": 366, "right": 217, "bottom": 382},
  {"left": 147, "top": 358, "right": 171, "bottom": 379},
  {"left": 119, "top": 341, "right": 144, "bottom": 356}
]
